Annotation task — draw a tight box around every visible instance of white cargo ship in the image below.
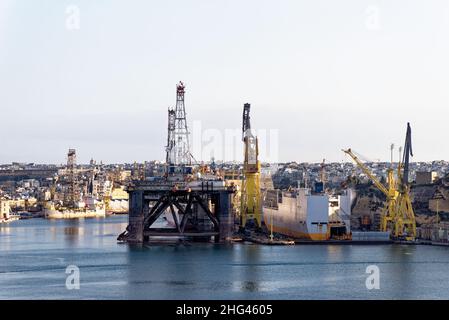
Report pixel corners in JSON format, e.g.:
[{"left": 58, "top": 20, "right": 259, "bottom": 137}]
[
  {"left": 263, "top": 188, "right": 353, "bottom": 240},
  {"left": 105, "top": 185, "right": 129, "bottom": 214},
  {"left": 44, "top": 196, "right": 106, "bottom": 219}
]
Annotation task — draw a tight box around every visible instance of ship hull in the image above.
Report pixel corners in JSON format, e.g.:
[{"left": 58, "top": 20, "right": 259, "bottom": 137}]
[
  {"left": 44, "top": 208, "right": 106, "bottom": 219},
  {"left": 263, "top": 188, "right": 352, "bottom": 241},
  {"left": 263, "top": 208, "right": 329, "bottom": 241},
  {"left": 107, "top": 199, "right": 129, "bottom": 215},
  {"left": 263, "top": 210, "right": 328, "bottom": 240},
  {"left": 0, "top": 217, "right": 20, "bottom": 224}
]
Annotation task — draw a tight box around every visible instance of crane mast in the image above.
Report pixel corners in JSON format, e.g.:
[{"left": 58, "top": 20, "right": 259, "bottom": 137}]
[
  {"left": 240, "top": 103, "right": 262, "bottom": 228},
  {"left": 395, "top": 123, "right": 416, "bottom": 240},
  {"left": 320, "top": 159, "right": 326, "bottom": 186}
]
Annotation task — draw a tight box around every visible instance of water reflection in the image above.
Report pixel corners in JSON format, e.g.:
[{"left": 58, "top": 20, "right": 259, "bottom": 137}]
[
  {"left": 64, "top": 226, "right": 82, "bottom": 235},
  {"left": 241, "top": 280, "right": 258, "bottom": 292},
  {"left": 0, "top": 224, "right": 12, "bottom": 251},
  {"left": 232, "top": 244, "right": 262, "bottom": 293},
  {"left": 0, "top": 224, "right": 12, "bottom": 234},
  {"left": 385, "top": 245, "right": 416, "bottom": 299},
  {"left": 326, "top": 245, "right": 343, "bottom": 261},
  {"left": 2, "top": 217, "right": 449, "bottom": 299},
  {"left": 60, "top": 219, "right": 83, "bottom": 247}
]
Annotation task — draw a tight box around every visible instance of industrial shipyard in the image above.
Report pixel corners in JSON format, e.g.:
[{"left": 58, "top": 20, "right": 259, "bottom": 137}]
[
  {"left": 3, "top": 1, "right": 449, "bottom": 306},
  {"left": 1, "top": 81, "right": 449, "bottom": 247}
]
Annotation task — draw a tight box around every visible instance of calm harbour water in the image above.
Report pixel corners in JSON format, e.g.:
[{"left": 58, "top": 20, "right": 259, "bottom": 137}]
[{"left": 1, "top": 215, "right": 449, "bottom": 300}]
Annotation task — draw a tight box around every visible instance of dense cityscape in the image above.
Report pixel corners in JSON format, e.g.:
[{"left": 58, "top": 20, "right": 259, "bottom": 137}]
[{"left": 2, "top": 156, "right": 448, "bottom": 231}]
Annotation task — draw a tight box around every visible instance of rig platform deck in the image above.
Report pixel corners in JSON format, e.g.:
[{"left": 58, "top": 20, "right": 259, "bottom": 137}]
[{"left": 118, "top": 179, "right": 235, "bottom": 243}]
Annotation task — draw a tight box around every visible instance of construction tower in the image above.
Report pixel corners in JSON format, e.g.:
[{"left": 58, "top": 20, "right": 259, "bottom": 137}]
[
  {"left": 241, "top": 103, "right": 262, "bottom": 228},
  {"left": 64, "top": 148, "right": 79, "bottom": 208},
  {"left": 166, "top": 81, "right": 192, "bottom": 166}
]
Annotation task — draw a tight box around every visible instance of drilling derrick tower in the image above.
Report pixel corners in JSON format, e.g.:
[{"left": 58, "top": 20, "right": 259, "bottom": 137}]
[
  {"left": 166, "top": 81, "right": 192, "bottom": 166},
  {"left": 241, "top": 103, "right": 262, "bottom": 228},
  {"left": 64, "top": 148, "right": 79, "bottom": 208},
  {"left": 165, "top": 108, "right": 176, "bottom": 164}
]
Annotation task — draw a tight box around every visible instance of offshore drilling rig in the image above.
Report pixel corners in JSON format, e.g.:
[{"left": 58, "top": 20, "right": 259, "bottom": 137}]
[
  {"left": 118, "top": 82, "right": 234, "bottom": 243},
  {"left": 343, "top": 123, "right": 416, "bottom": 241}
]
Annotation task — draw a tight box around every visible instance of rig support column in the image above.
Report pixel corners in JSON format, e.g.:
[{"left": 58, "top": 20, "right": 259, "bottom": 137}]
[
  {"left": 127, "top": 190, "right": 144, "bottom": 243},
  {"left": 218, "top": 192, "right": 233, "bottom": 242}
]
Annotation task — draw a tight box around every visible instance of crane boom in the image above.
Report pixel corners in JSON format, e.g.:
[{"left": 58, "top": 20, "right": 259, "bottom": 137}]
[
  {"left": 401, "top": 122, "right": 413, "bottom": 187},
  {"left": 342, "top": 149, "right": 390, "bottom": 196}
]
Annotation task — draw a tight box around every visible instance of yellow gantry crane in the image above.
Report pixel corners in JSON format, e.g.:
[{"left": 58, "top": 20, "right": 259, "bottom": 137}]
[
  {"left": 343, "top": 123, "right": 416, "bottom": 241},
  {"left": 240, "top": 103, "right": 262, "bottom": 228}
]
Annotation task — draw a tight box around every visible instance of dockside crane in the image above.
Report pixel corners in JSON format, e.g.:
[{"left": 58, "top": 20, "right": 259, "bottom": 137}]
[
  {"left": 394, "top": 123, "right": 416, "bottom": 240},
  {"left": 240, "top": 103, "right": 262, "bottom": 228},
  {"left": 342, "top": 148, "right": 398, "bottom": 235},
  {"left": 320, "top": 159, "right": 326, "bottom": 188},
  {"left": 342, "top": 123, "right": 416, "bottom": 240}
]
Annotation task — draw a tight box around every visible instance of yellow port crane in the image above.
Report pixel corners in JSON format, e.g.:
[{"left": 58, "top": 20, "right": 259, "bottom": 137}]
[
  {"left": 342, "top": 148, "right": 399, "bottom": 236},
  {"left": 343, "top": 123, "right": 416, "bottom": 240},
  {"left": 240, "top": 103, "right": 262, "bottom": 228},
  {"left": 394, "top": 123, "right": 416, "bottom": 240}
]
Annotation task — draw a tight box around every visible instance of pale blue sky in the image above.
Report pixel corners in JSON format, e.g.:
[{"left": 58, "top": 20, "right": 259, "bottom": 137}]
[{"left": 0, "top": 0, "right": 448, "bottom": 164}]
